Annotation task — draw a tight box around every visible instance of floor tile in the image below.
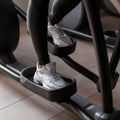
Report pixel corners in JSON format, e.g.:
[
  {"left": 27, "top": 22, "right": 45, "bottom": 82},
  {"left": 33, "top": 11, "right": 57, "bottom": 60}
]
[
  {"left": 0, "top": 73, "right": 33, "bottom": 109},
  {"left": 0, "top": 94, "right": 62, "bottom": 120},
  {"left": 69, "top": 40, "right": 97, "bottom": 68},
  {"left": 74, "top": 74, "right": 97, "bottom": 98},
  {"left": 49, "top": 111, "right": 78, "bottom": 120}
]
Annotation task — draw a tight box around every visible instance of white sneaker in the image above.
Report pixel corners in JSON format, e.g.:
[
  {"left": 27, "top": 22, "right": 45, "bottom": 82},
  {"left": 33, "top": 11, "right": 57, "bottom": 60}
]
[
  {"left": 48, "top": 25, "right": 72, "bottom": 47},
  {"left": 33, "top": 62, "right": 67, "bottom": 90}
]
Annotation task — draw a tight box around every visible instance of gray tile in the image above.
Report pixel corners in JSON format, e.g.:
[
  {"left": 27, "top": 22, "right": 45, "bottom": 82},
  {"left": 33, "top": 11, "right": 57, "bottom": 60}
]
[
  {"left": 69, "top": 40, "right": 97, "bottom": 68},
  {"left": 49, "top": 111, "right": 78, "bottom": 120},
  {"left": 0, "top": 94, "right": 62, "bottom": 120},
  {"left": 74, "top": 74, "right": 97, "bottom": 98},
  {"left": 0, "top": 74, "right": 33, "bottom": 109}
]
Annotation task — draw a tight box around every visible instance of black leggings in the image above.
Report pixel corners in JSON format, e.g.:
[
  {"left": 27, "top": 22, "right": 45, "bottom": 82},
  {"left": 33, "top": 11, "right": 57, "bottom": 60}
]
[{"left": 27, "top": 0, "right": 81, "bottom": 65}]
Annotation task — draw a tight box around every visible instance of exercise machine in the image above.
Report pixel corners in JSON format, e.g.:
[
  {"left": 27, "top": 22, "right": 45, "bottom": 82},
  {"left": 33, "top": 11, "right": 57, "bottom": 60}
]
[{"left": 0, "top": 0, "right": 120, "bottom": 119}]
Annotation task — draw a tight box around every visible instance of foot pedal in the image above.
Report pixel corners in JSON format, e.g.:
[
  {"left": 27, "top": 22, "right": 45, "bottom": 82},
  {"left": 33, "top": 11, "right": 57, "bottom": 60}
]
[
  {"left": 104, "top": 29, "right": 118, "bottom": 48},
  {"left": 48, "top": 36, "right": 76, "bottom": 56},
  {"left": 20, "top": 66, "right": 77, "bottom": 102}
]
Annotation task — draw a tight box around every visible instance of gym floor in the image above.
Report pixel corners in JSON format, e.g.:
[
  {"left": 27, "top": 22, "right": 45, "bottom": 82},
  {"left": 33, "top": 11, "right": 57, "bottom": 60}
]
[{"left": 0, "top": 16, "right": 120, "bottom": 120}]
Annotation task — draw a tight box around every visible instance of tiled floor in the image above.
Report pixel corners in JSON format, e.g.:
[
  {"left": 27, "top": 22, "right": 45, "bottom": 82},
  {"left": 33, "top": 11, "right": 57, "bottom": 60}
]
[{"left": 0, "top": 16, "right": 120, "bottom": 120}]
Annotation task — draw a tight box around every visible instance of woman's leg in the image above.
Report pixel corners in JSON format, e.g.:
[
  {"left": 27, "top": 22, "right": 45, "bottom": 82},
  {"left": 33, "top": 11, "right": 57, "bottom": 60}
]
[
  {"left": 48, "top": 0, "right": 81, "bottom": 47},
  {"left": 49, "top": 0, "right": 81, "bottom": 25},
  {"left": 27, "top": 0, "right": 67, "bottom": 90},
  {"left": 27, "top": 0, "right": 50, "bottom": 65}
]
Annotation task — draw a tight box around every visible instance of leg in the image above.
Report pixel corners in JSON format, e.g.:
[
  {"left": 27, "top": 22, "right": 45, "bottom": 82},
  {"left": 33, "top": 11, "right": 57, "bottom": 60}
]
[
  {"left": 27, "top": 0, "right": 50, "bottom": 65},
  {"left": 49, "top": 0, "right": 81, "bottom": 25},
  {"left": 48, "top": 0, "right": 81, "bottom": 47},
  {"left": 27, "top": 0, "right": 67, "bottom": 90}
]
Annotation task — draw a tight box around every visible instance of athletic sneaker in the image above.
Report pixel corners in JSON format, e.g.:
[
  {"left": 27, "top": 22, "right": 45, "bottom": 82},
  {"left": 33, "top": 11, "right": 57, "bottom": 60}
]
[
  {"left": 48, "top": 25, "right": 72, "bottom": 47},
  {"left": 33, "top": 62, "right": 68, "bottom": 90}
]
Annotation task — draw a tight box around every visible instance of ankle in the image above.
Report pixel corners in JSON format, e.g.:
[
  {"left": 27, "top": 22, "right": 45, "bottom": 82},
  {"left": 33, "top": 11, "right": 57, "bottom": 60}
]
[
  {"left": 48, "top": 22, "right": 52, "bottom": 26},
  {"left": 38, "top": 64, "right": 45, "bottom": 69}
]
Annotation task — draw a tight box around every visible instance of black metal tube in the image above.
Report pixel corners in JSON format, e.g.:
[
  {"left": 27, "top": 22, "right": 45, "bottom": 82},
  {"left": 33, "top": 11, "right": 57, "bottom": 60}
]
[
  {"left": 14, "top": 4, "right": 26, "bottom": 21},
  {"left": 110, "top": 26, "right": 120, "bottom": 74},
  {"left": 83, "top": 0, "right": 113, "bottom": 113},
  {"left": 61, "top": 56, "right": 98, "bottom": 84},
  {"left": 62, "top": 27, "right": 92, "bottom": 40}
]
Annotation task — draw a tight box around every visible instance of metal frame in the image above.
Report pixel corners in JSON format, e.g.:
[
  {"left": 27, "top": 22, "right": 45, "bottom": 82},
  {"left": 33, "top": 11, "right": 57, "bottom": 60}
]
[
  {"left": 61, "top": 0, "right": 120, "bottom": 119},
  {"left": 84, "top": 0, "right": 113, "bottom": 113}
]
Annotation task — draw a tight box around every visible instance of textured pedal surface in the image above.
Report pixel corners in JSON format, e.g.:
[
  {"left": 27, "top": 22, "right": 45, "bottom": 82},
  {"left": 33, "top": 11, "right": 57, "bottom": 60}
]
[{"left": 20, "top": 66, "right": 77, "bottom": 102}]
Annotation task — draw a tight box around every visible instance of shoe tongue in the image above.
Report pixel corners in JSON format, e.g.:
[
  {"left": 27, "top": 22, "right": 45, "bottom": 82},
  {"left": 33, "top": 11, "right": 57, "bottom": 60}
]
[{"left": 46, "top": 62, "right": 56, "bottom": 71}]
